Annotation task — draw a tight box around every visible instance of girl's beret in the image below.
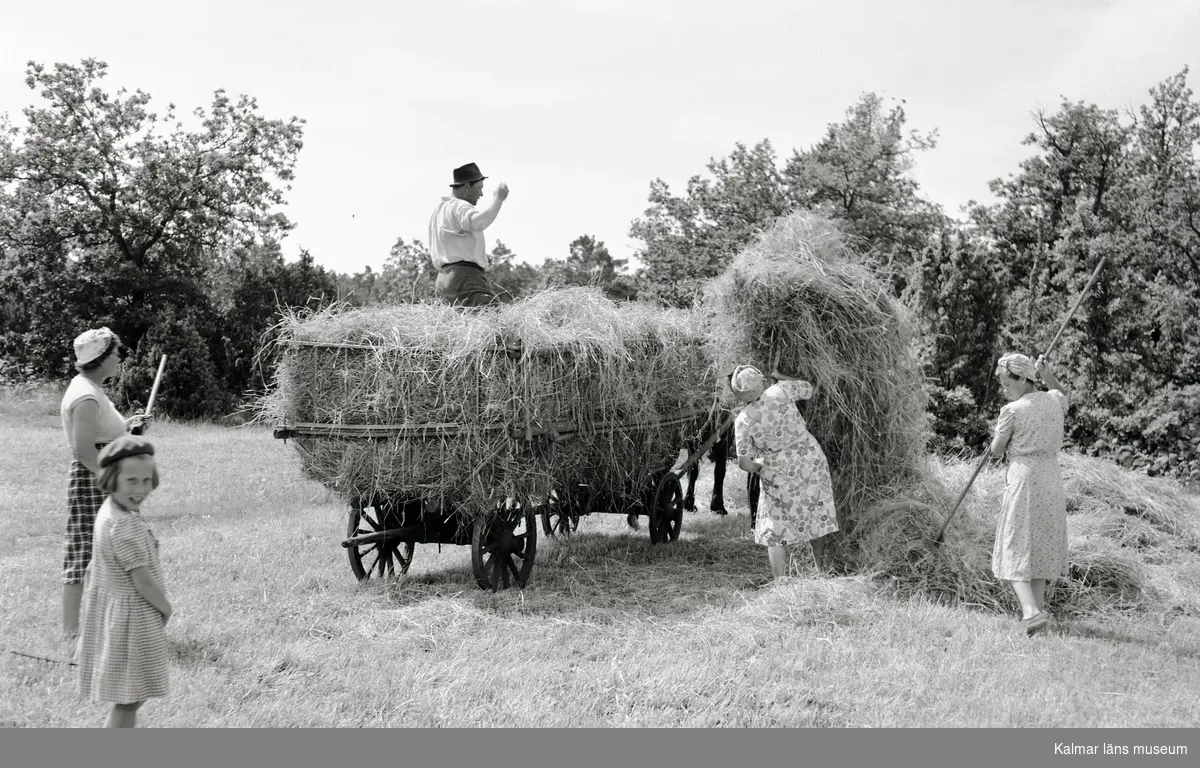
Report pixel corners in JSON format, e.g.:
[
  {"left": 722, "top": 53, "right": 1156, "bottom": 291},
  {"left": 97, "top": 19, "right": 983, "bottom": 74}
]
[{"left": 98, "top": 435, "right": 156, "bottom": 469}]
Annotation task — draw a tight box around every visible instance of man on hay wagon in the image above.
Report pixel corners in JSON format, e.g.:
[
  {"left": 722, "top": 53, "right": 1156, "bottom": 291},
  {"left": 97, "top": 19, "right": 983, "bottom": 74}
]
[{"left": 428, "top": 162, "right": 513, "bottom": 308}]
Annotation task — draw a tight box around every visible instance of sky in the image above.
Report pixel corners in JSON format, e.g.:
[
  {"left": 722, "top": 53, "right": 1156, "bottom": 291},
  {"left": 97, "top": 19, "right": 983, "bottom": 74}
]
[{"left": 2, "top": 0, "right": 1198, "bottom": 276}]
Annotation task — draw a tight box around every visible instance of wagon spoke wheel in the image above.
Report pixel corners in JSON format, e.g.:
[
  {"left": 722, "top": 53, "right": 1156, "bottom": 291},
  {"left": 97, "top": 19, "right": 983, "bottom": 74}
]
[
  {"left": 347, "top": 503, "right": 415, "bottom": 581},
  {"left": 472, "top": 501, "right": 538, "bottom": 591},
  {"left": 650, "top": 473, "right": 684, "bottom": 544},
  {"left": 540, "top": 489, "right": 581, "bottom": 539}
]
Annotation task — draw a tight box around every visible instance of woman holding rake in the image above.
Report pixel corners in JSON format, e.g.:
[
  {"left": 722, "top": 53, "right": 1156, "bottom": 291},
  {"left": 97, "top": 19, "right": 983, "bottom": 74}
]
[{"left": 989, "top": 353, "right": 1070, "bottom": 636}]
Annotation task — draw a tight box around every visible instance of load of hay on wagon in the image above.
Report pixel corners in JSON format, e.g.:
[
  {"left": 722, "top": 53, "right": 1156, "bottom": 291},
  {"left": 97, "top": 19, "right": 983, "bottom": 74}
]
[{"left": 259, "top": 287, "right": 717, "bottom": 519}]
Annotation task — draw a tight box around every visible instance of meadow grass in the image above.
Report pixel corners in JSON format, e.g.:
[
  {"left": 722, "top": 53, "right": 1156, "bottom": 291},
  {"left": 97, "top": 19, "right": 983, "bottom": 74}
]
[{"left": 2, "top": 385, "right": 1198, "bottom": 727}]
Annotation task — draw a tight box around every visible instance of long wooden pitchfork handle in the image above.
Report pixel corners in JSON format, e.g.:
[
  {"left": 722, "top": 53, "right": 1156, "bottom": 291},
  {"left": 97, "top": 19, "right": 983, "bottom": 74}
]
[
  {"left": 933, "top": 452, "right": 990, "bottom": 545},
  {"left": 933, "top": 255, "right": 1108, "bottom": 546},
  {"left": 131, "top": 354, "right": 167, "bottom": 436},
  {"left": 1043, "top": 255, "right": 1108, "bottom": 362}
]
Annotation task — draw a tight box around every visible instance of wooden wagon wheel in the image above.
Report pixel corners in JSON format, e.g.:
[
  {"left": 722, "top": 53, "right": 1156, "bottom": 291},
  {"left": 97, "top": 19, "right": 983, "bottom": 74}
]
[
  {"left": 472, "top": 500, "right": 538, "bottom": 591},
  {"left": 649, "top": 472, "right": 684, "bottom": 544},
  {"left": 541, "top": 490, "right": 581, "bottom": 539},
  {"left": 347, "top": 503, "right": 415, "bottom": 580}
]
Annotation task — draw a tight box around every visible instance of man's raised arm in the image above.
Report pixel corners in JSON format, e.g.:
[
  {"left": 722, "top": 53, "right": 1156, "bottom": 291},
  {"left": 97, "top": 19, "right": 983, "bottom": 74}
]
[{"left": 461, "top": 182, "right": 510, "bottom": 231}]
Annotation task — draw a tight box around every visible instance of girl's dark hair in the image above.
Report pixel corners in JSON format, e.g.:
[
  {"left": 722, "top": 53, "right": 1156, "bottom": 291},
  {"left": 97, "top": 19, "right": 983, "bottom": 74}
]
[
  {"left": 77, "top": 337, "right": 123, "bottom": 372},
  {"left": 97, "top": 459, "right": 161, "bottom": 495}
]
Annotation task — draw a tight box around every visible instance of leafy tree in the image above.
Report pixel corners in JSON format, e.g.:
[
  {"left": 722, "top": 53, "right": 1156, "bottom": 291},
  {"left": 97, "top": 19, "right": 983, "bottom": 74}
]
[
  {"left": 217, "top": 244, "right": 337, "bottom": 401},
  {"left": 0, "top": 58, "right": 305, "bottom": 380},
  {"left": 0, "top": 217, "right": 78, "bottom": 375},
  {"left": 904, "top": 225, "right": 1006, "bottom": 452},
  {"left": 334, "top": 265, "right": 382, "bottom": 306},
  {"left": 971, "top": 68, "right": 1200, "bottom": 481},
  {"left": 488, "top": 241, "right": 544, "bottom": 300},
  {"left": 630, "top": 139, "right": 791, "bottom": 307},
  {"left": 783, "top": 93, "right": 942, "bottom": 291},
  {"left": 629, "top": 95, "right": 942, "bottom": 306},
  {"left": 121, "top": 306, "right": 229, "bottom": 420},
  {"left": 377, "top": 238, "right": 437, "bottom": 303},
  {"left": 541, "top": 235, "right": 637, "bottom": 300}
]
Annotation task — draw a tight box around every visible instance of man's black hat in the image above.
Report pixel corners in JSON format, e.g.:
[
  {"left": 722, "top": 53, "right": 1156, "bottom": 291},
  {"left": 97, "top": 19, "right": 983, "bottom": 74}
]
[{"left": 451, "top": 162, "right": 487, "bottom": 186}]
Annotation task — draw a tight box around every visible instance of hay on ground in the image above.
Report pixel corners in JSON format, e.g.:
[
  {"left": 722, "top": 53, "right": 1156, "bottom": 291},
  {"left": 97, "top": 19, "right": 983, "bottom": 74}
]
[
  {"left": 699, "top": 210, "right": 930, "bottom": 536},
  {"left": 258, "top": 288, "right": 717, "bottom": 518},
  {"left": 855, "top": 458, "right": 1158, "bottom": 617},
  {"left": 1062, "top": 454, "right": 1200, "bottom": 549}
]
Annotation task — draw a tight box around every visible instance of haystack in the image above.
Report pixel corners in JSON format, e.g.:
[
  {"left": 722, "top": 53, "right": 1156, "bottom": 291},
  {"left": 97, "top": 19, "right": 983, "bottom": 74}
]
[
  {"left": 699, "top": 210, "right": 930, "bottom": 535},
  {"left": 259, "top": 288, "right": 716, "bottom": 518}
]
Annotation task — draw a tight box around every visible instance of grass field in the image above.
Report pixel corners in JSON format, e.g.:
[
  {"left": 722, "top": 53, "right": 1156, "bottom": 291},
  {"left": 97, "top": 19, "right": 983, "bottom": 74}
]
[{"left": 2, "top": 385, "right": 1199, "bottom": 728}]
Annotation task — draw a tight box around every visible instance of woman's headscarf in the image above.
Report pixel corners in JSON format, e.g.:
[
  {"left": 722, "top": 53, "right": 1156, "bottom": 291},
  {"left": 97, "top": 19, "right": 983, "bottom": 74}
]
[
  {"left": 74, "top": 327, "right": 118, "bottom": 366},
  {"left": 996, "top": 353, "right": 1038, "bottom": 384},
  {"left": 730, "top": 364, "right": 766, "bottom": 399}
]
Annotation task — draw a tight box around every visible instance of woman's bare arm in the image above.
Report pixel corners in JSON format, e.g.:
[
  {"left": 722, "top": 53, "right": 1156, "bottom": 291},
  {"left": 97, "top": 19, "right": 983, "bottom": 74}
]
[
  {"left": 70, "top": 399, "right": 103, "bottom": 474},
  {"left": 738, "top": 455, "right": 763, "bottom": 474},
  {"left": 1036, "top": 356, "right": 1069, "bottom": 407},
  {"left": 989, "top": 431, "right": 1011, "bottom": 460}
]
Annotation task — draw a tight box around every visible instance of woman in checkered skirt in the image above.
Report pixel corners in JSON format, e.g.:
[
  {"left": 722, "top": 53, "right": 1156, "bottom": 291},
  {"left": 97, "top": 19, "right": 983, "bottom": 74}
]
[
  {"left": 59, "top": 328, "right": 148, "bottom": 639},
  {"left": 76, "top": 436, "right": 172, "bottom": 728}
]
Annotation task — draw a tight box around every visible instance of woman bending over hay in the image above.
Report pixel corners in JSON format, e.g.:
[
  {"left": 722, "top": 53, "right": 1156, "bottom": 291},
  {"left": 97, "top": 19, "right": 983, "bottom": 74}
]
[
  {"left": 990, "top": 353, "right": 1070, "bottom": 636},
  {"left": 731, "top": 365, "right": 838, "bottom": 579}
]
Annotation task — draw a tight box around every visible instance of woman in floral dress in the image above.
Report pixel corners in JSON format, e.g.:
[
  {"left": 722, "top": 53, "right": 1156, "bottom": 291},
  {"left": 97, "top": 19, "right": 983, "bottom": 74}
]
[
  {"left": 989, "top": 353, "right": 1070, "bottom": 636},
  {"left": 731, "top": 365, "right": 838, "bottom": 579}
]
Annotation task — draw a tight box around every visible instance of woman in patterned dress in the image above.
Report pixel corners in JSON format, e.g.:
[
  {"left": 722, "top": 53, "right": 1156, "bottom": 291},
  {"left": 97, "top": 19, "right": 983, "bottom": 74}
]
[
  {"left": 989, "top": 353, "right": 1070, "bottom": 636},
  {"left": 59, "top": 328, "right": 148, "bottom": 639},
  {"left": 76, "top": 436, "right": 172, "bottom": 728},
  {"left": 731, "top": 365, "right": 838, "bottom": 579}
]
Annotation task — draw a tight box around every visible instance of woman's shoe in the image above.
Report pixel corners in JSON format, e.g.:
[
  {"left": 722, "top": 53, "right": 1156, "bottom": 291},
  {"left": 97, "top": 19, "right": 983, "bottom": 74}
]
[{"left": 1024, "top": 612, "right": 1049, "bottom": 636}]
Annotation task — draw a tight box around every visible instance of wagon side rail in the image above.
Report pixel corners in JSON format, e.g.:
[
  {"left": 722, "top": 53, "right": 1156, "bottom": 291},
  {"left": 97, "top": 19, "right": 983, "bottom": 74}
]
[{"left": 272, "top": 405, "right": 715, "bottom": 443}]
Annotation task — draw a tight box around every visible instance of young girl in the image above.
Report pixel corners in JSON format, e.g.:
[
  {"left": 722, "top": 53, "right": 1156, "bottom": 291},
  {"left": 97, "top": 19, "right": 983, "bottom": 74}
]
[
  {"left": 731, "top": 365, "right": 838, "bottom": 579},
  {"left": 75, "top": 435, "right": 172, "bottom": 728}
]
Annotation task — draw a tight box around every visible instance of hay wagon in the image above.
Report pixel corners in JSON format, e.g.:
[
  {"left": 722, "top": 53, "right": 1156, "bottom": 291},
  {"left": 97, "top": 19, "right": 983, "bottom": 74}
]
[
  {"left": 537, "top": 409, "right": 738, "bottom": 542},
  {"left": 265, "top": 291, "right": 719, "bottom": 592},
  {"left": 272, "top": 401, "right": 722, "bottom": 591}
]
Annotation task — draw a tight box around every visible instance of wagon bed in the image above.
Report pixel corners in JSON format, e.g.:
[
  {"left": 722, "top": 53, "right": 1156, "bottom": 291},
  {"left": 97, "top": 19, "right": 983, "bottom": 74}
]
[{"left": 274, "top": 401, "right": 723, "bottom": 591}]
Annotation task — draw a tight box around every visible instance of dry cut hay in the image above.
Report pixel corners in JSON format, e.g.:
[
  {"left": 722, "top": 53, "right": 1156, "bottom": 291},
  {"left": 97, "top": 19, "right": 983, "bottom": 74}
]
[
  {"left": 854, "top": 457, "right": 1156, "bottom": 617},
  {"left": 699, "top": 210, "right": 929, "bottom": 534},
  {"left": 258, "top": 288, "right": 717, "bottom": 518},
  {"left": 1062, "top": 454, "right": 1200, "bottom": 552}
]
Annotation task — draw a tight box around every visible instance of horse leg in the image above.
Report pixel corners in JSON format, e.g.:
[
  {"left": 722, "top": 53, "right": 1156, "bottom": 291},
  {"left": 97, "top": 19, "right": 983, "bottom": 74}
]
[
  {"left": 683, "top": 437, "right": 698, "bottom": 512},
  {"left": 748, "top": 473, "right": 760, "bottom": 531},
  {"left": 710, "top": 430, "right": 728, "bottom": 515}
]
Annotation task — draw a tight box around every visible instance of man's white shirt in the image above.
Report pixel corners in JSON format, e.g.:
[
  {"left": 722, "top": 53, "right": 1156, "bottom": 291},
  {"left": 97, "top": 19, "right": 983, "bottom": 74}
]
[{"left": 428, "top": 197, "right": 492, "bottom": 269}]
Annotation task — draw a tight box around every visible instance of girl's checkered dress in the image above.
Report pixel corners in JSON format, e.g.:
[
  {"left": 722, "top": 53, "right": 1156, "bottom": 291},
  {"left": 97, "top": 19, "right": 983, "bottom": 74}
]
[{"left": 76, "top": 498, "right": 170, "bottom": 704}]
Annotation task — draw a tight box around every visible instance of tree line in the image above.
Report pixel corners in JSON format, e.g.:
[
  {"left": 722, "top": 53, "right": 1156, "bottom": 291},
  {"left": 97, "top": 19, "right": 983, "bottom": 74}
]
[{"left": 1, "top": 59, "right": 1196, "bottom": 483}]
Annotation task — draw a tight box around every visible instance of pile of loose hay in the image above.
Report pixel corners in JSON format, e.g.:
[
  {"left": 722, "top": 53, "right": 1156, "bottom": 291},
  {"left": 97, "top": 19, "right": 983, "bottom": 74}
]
[
  {"left": 854, "top": 455, "right": 1178, "bottom": 617},
  {"left": 1062, "top": 454, "right": 1200, "bottom": 554},
  {"left": 258, "top": 288, "right": 716, "bottom": 518},
  {"left": 699, "top": 210, "right": 929, "bottom": 535}
]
